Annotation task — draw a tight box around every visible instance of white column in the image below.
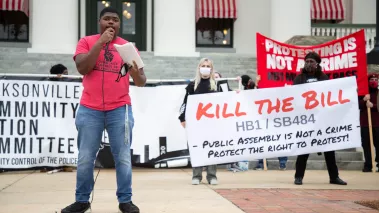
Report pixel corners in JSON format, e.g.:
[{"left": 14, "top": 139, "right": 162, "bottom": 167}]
[
  {"left": 154, "top": 0, "right": 199, "bottom": 57},
  {"left": 234, "top": 0, "right": 271, "bottom": 56},
  {"left": 27, "top": 0, "right": 78, "bottom": 54},
  {"left": 270, "top": 0, "right": 311, "bottom": 42},
  {"left": 146, "top": 0, "right": 152, "bottom": 52},
  {"left": 80, "top": 0, "right": 86, "bottom": 38}
]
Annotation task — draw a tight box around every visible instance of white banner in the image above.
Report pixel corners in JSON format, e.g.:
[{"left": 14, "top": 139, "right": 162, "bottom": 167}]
[
  {"left": 0, "top": 78, "right": 190, "bottom": 169},
  {"left": 186, "top": 77, "right": 361, "bottom": 167}
]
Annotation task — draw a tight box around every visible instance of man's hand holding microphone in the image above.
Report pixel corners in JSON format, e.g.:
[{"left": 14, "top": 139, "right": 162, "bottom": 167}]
[{"left": 99, "top": 27, "right": 115, "bottom": 45}]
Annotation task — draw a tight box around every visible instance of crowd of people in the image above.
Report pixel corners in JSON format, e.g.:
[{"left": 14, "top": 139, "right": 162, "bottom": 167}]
[
  {"left": 176, "top": 51, "right": 379, "bottom": 187},
  {"left": 55, "top": 6, "right": 378, "bottom": 213}
]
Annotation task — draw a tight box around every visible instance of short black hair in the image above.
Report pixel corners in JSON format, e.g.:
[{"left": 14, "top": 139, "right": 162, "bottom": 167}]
[
  {"left": 50, "top": 64, "right": 67, "bottom": 75},
  {"left": 99, "top": 7, "right": 119, "bottom": 19}
]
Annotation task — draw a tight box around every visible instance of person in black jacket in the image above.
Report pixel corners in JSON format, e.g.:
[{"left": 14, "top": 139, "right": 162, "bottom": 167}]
[
  {"left": 215, "top": 71, "right": 233, "bottom": 92},
  {"left": 293, "top": 51, "right": 347, "bottom": 185},
  {"left": 241, "top": 74, "right": 257, "bottom": 89},
  {"left": 179, "top": 58, "right": 219, "bottom": 185},
  {"left": 48, "top": 63, "right": 69, "bottom": 82},
  {"left": 358, "top": 73, "right": 379, "bottom": 172}
]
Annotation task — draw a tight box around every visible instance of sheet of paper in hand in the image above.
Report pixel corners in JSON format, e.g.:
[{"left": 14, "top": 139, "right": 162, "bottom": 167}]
[
  {"left": 220, "top": 83, "right": 229, "bottom": 92},
  {"left": 114, "top": 42, "right": 145, "bottom": 69}
]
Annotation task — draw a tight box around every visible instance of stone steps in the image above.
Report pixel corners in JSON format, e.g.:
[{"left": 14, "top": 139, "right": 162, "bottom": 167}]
[{"left": 0, "top": 48, "right": 257, "bottom": 80}]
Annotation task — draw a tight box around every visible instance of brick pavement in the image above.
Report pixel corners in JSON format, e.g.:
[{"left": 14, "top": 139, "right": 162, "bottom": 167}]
[{"left": 215, "top": 189, "right": 379, "bottom": 213}]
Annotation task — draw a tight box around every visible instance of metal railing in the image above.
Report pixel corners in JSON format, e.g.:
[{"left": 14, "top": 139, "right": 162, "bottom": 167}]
[{"left": 311, "top": 24, "right": 376, "bottom": 53}]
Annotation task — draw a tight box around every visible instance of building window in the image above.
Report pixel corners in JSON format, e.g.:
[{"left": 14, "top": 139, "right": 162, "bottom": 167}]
[
  {"left": 196, "top": 18, "right": 233, "bottom": 48},
  {"left": 97, "top": 1, "right": 112, "bottom": 33},
  {"left": 0, "top": 11, "right": 29, "bottom": 42}
]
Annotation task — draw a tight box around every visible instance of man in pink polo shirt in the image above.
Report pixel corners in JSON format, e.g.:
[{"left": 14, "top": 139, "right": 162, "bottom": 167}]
[{"left": 61, "top": 7, "right": 145, "bottom": 213}]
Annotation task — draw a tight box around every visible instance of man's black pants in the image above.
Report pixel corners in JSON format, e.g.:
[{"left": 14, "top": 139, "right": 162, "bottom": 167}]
[{"left": 295, "top": 151, "right": 339, "bottom": 179}]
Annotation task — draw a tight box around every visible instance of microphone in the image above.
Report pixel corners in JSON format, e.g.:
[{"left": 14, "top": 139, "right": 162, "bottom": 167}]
[
  {"left": 105, "top": 42, "right": 110, "bottom": 52},
  {"left": 104, "top": 42, "right": 110, "bottom": 59}
]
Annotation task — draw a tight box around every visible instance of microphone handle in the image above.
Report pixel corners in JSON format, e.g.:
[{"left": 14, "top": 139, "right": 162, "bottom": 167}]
[{"left": 104, "top": 42, "right": 109, "bottom": 57}]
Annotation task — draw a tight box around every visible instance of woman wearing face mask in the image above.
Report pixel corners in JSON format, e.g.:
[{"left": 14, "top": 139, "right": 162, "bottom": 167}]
[
  {"left": 359, "top": 73, "right": 379, "bottom": 172},
  {"left": 178, "top": 58, "right": 219, "bottom": 185},
  {"left": 293, "top": 51, "right": 347, "bottom": 186}
]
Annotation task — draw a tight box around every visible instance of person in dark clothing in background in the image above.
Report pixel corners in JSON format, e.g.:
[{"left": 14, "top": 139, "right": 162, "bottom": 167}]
[
  {"left": 50, "top": 63, "right": 68, "bottom": 75},
  {"left": 215, "top": 71, "right": 233, "bottom": 92},
  {"left": 359, "top": 73, "right": 379, "bottom": 172},
  {"left": 41, "top": 63, "right": 73, "bottom": 173},
  {"left": 214, "top": 71, "right": 223, "bottom": 79},
  {"left": 241, "top": 74, "right": 257, "bottom": 89},
  {"left": 49, "top": 63, "right": 69, "bottom": 81},
  {"left": 293, "top": 51, "right": 347, "bottom": 185},
  {"left": 179, "top": 58, "right": 219, "bottom": 185}
]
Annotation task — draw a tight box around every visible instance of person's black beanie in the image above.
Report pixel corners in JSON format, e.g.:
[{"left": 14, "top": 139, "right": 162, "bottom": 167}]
[
  {"left": 241, "top": 75, "right": 251, "bottom": 86},
  {"left": 304, "top": 51, "right": 321, "bottom": 64}
]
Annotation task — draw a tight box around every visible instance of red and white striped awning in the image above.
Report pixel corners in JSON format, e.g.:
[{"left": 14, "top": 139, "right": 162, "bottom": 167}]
[
  {"left": 311, "top": 0, "right": 345, "bottom": 20},
  {"left": 0, "top": 0, "right": 29, "bottom": 17},
  {"left": 196, "top": 0, "right": 237, "bottom": 22}
]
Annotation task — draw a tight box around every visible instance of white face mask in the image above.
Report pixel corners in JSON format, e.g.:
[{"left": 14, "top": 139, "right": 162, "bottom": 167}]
[{"left": 199, "top": 67, "right": 211, "bottom": 76}]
